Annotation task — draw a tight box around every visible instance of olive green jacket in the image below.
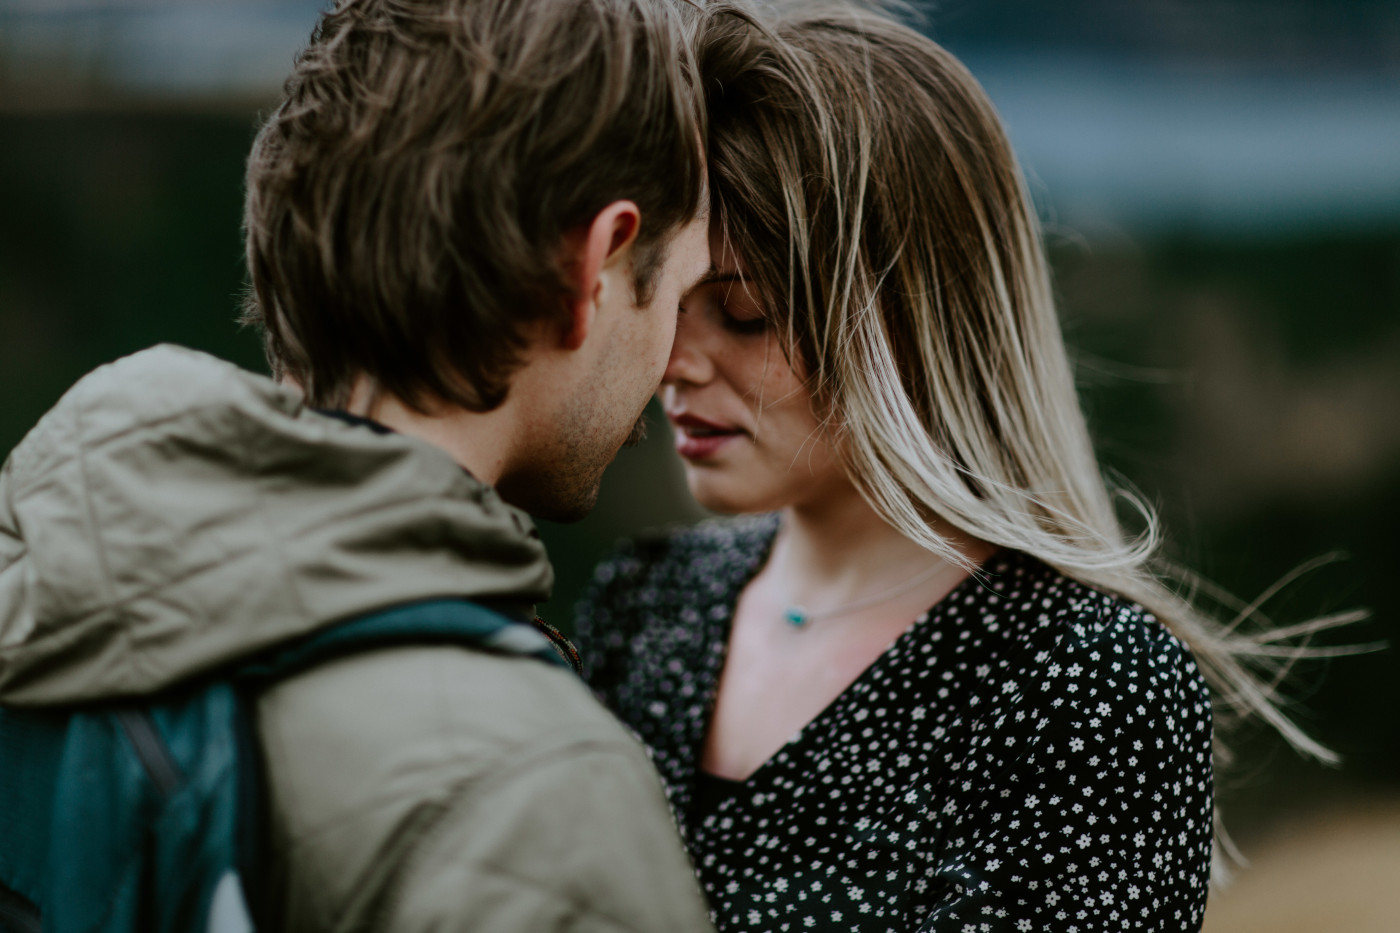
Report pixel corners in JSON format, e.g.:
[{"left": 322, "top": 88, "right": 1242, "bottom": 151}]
[{"left": 0, "top": 345, "right": 714, "bottom": 932}]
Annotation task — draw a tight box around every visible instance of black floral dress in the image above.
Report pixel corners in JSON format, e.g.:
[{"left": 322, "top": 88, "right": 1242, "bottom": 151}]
[{"left": 575, "top": 516, "right": 1213, "bottom": 933}]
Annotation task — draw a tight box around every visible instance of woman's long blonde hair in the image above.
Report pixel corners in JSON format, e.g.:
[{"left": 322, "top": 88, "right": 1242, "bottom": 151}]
[{"left": 695, "top": 0, "right": 1360, "bottom": 869}]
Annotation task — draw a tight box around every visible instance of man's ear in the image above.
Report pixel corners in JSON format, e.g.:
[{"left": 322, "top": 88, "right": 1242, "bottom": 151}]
[{"left": 560, "top": 200, "right": 641, "bottom": 351}]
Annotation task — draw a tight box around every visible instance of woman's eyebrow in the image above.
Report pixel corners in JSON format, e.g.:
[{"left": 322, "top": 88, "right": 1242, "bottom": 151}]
[{"left": 695, "top": 270, "right": 747, "bottom": 288}]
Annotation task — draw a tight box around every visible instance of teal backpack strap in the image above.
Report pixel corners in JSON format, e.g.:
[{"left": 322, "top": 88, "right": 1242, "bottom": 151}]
[
  {"left": 231, "top": 598, "right": 574, "bottom": 927},
  {"left": 238, "top": 598, "right": 573, "bottom": 684},
  {"left": 232, "top": 598, "right": 575, "bottom": 925}
]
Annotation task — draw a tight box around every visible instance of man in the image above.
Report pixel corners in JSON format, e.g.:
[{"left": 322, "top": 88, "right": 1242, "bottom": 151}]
[{"left": 0, "top": 0, "right": 714, "bottom": 929}]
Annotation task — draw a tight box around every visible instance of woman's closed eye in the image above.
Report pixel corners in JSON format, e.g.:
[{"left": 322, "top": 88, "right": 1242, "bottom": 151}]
[
  {"left": 719, "top": 300, "right": 768, "bottom": 336},
  {"left": 716, "top": 277, "right": 768, "bottom": 334},
  {"left": 680, "top": 280, "right": 768, "bottom": 337}
]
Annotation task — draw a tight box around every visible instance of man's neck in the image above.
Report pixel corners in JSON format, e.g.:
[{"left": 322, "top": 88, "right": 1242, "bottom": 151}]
[{"left": 345, "top": 384, "right": 517, "bottom": 487}]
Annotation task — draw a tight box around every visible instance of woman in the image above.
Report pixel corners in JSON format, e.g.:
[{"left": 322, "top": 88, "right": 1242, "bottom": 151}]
[{"left": 577, "top": 4, "right": 1323, "bottom": 930}]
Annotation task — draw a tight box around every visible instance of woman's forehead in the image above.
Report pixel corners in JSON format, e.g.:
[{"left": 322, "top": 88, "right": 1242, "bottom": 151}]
[{"left": 707, "top": 227, "right": 749, "bottom": 274}]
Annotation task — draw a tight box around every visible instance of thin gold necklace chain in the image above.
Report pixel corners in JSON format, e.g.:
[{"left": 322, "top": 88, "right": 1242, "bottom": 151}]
[{"left": 782, "top": 559, "right": 955, "bottom": 629}]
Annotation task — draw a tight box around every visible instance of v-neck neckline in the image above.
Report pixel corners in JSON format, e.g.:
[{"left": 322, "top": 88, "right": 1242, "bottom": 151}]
[{"left": 694, "top": 519, "right": 1001, "bottom": 790}]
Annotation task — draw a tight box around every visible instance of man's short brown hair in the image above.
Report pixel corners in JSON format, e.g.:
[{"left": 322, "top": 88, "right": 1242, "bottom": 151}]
[{"left": 243, "top": 0, "right": 706, "bottom": 411}]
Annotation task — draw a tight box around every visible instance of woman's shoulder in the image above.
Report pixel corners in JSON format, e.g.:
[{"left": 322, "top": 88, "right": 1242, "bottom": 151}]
[
  {"left": 982, "top": 551, "right": 1198, "bottom": 661},
  {"left": 972, "top": 551, "right": 1211, "bottom": 735},
  {"left": 965, "top": 551, "right": 1211, "bottom": 723}
]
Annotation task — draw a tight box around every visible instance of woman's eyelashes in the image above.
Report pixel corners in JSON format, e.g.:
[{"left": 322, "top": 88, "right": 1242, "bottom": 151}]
[
  {"left": 715, "top": 286, "right": 768, "bottom": 335},
  {"left": 721, "top": 304, "right": 768, "bottom": 335},
  {"left": 681, "top": 284, "right": 769, "bottom": 336}
]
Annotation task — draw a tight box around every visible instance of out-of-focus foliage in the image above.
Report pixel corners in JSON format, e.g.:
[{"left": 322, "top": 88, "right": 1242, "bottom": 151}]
[
  {"left": 0, "top": 113, "right": 265, "bottom": 406},
  {"left": 1054, "top": 231, "right": 1400, "bottom": 783}
]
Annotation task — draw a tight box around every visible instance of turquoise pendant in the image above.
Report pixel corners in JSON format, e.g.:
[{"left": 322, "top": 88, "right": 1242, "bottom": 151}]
[{"left": 784, "top": 606, "right": 811, "bottom": 628}]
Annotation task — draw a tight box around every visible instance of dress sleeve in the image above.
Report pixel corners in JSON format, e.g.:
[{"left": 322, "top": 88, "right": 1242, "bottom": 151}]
[{"left": 917, "top": 603, "right": 1214, "bottom": 933}]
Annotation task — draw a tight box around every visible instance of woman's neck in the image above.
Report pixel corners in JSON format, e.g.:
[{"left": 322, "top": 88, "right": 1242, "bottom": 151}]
[{"left": 768, "top": 479, "right": 990, "bottom": 602}]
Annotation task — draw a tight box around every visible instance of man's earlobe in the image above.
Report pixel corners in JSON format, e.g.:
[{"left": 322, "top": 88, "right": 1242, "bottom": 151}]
[{"left": 561, "top": 200, "right": 642, "bottom": 350}]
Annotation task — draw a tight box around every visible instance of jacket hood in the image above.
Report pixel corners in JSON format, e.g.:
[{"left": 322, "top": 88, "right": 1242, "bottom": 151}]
[{"left": 0, "top": 345, "right": 553, "bottom": 706}]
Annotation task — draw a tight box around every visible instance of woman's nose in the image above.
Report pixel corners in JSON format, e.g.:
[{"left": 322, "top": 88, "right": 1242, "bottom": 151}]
[{"left": 662, "top": 307, "right": 715, "bottom": 387}]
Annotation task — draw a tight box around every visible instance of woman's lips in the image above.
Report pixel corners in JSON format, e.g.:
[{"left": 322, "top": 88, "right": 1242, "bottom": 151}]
[{"left": 667, "top": 412, "right": 745, "bottom": 461}]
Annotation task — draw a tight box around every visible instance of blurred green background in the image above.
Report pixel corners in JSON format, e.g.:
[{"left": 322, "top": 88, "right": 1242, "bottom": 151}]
[{"left": 3, "top": 1, "right": 1398, "bottom": 928}]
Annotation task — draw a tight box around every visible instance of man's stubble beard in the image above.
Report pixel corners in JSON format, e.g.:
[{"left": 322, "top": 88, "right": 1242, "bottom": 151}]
[
  {"left": 495, "top": 401, "right": 648, "bottom": 524},
  {"left": 623, "top": 411, "right": 648, "bottom": 448}
]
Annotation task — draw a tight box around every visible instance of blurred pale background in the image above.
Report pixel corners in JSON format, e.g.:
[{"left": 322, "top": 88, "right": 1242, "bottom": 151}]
[{"left": 2, "top": 1, "right": 1397, "bottom": 928}]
